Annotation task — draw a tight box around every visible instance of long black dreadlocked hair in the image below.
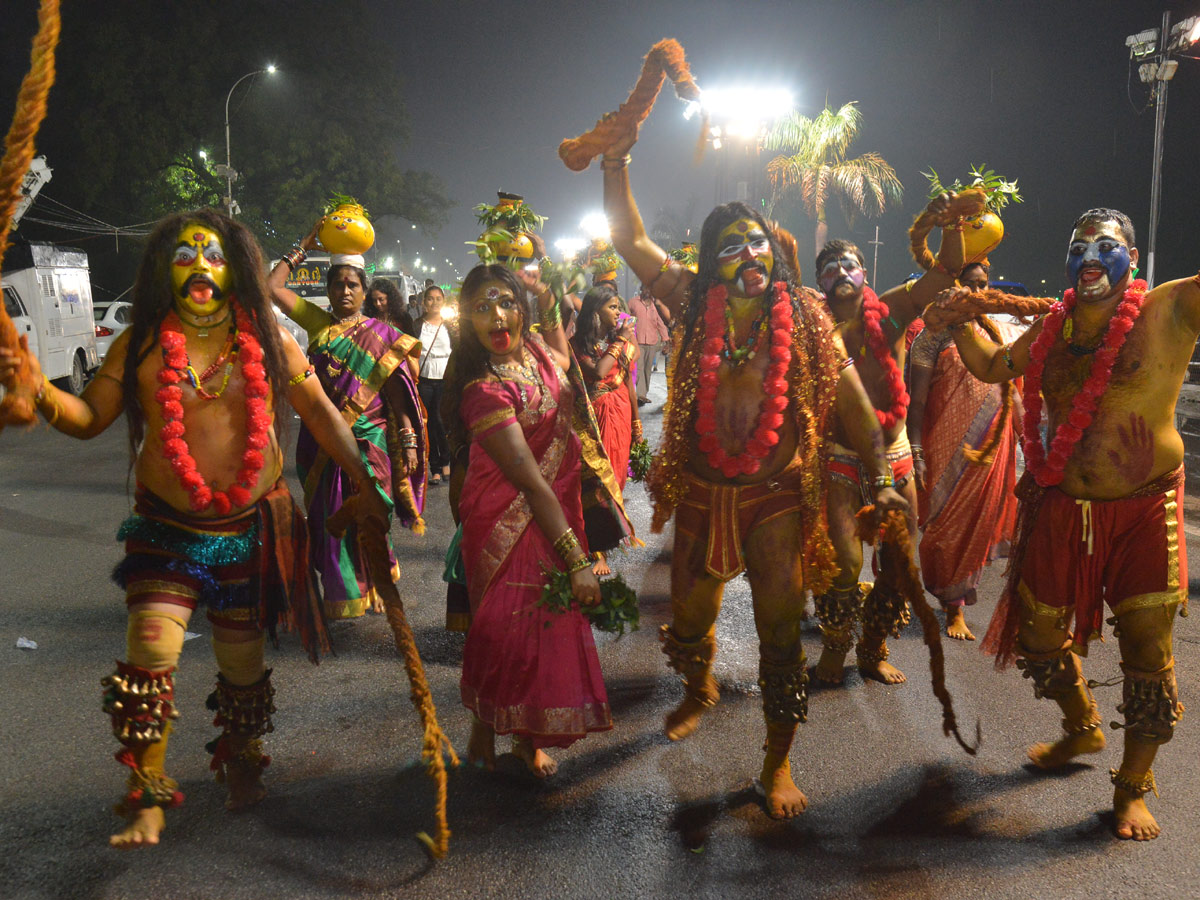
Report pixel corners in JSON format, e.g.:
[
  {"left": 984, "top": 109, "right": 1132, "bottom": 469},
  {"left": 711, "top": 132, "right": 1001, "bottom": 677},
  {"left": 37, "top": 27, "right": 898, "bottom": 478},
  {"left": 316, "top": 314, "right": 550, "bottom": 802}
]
[
  {"left": 121, "top": 208, "right": 290, "bottom": 460},
  {"left": 681, "top": 201, "right": 799, "bottom": 351}
]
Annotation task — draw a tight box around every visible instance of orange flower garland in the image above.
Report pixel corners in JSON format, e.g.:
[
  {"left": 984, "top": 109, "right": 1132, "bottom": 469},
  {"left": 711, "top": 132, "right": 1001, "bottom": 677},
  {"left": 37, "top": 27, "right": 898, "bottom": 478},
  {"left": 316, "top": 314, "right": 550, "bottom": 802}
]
[
  {"left": 1021, "top": 280, "right": 1148, "bottom": 487},
  {"left": 157, "top": 304, "right": 271, "bottom": 514},
  {"left": 695, "top": 282, "right": 793, "bottom": 478},
  {"left": 858, "top": 287, "right": 909, "bottom": 429}
]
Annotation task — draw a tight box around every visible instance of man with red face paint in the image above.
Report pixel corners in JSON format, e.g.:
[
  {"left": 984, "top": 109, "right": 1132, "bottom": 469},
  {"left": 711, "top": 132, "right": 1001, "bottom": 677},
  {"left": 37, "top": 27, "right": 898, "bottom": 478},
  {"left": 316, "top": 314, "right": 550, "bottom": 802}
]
[
  {"left": 599, "top": 127, "right": 911, "bottom": 819},
  {"left": 0, "top": 210, "right": 387, "bottom": 849},
  {"left": 926, "top": 207, "right": 1198, "bottom": 841},
  {"left": 811, "top": 225, "right": 964, "bottom": 688}
]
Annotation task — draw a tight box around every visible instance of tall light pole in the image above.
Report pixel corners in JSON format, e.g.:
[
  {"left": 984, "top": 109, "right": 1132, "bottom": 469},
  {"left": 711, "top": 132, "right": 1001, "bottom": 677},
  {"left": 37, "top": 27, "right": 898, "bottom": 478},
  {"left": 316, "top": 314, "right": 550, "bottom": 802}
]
[
  {"left": 1126, "top": 13, "right": 1200, "bottom": 286},
  {"left": 221, "top": 65, "right": 276, "bottom": 216}
]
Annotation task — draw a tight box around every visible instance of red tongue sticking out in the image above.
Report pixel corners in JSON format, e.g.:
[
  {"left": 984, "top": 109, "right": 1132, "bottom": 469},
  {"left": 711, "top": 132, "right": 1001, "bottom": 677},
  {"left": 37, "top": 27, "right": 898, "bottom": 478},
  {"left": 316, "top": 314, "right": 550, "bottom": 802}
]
[
  {"left": 189, "top": 282, "right": 214, "bottom": 304},
  {"left": 490, "top": 330, "right": 512, "bottom": 352}
]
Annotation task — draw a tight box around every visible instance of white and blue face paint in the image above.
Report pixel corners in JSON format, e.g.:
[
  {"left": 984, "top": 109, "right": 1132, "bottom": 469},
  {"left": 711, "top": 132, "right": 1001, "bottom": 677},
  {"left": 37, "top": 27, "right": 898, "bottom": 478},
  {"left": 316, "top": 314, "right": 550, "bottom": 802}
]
[{"left": 1066, "top": 220, "right": 1132, "bottom": 299}]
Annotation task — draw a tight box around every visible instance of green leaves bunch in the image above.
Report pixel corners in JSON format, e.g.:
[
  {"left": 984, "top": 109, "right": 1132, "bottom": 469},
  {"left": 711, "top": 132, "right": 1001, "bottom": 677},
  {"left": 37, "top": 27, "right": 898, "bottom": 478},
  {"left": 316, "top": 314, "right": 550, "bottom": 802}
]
[
  {"left": 629, "top": 438, "right": 653, "bottom": 482},
  {"left": 923, "top": 164, "right": 1022, "bottom": 214},
  {"left": 323, "top": 192, "right": 370, "bottom": 219},
  {"left": 539, "top": 566, "right": 640, "bottom": 636},
  {"left": 474, "top": 201, "right": 547, "bottom": 233}
]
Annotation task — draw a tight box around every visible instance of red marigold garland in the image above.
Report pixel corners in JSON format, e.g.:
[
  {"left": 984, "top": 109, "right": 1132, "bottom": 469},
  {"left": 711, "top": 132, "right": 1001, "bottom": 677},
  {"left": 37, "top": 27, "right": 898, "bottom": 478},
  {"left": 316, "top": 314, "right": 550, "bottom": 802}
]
[
  {"left": 694, "top": 282, "right": 793, "bottom": 478},
  {"left": 858, "top": 286, "right": 909, "bottom": 429},
  {"left": 157, "top": 304, "right": 272, "bottom": 514},
  {"left": 1021, "top": 280, "right": 1148, "bottom": 488}
]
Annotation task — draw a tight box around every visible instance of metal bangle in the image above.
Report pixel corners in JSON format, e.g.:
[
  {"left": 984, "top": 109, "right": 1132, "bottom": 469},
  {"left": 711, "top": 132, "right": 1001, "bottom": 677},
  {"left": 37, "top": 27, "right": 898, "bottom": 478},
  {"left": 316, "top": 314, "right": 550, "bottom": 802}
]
[
  {"left": 567, "top": 553, "right": 594, "bottom": 575},
  {"left": 1001, "top": 342, "right": 1015, "bottom": 370},
  {"left": 600, "top": 154, "right": 631, "bottom": 170}
]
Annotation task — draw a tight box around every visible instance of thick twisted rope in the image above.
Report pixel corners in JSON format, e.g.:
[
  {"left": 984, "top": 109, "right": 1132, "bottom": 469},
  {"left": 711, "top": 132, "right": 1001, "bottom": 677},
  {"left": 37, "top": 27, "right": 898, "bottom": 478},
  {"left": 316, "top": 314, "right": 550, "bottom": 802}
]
[
  {"left": 558, "top": 39, "right": 703, "bottom": 171},
  {"left": 327, "top": 497, "right": 459, "bottom": 859},
  {"left": 857, "top": 507, "right": 980, "bottom": 755},
  {"left": 907, "top": 188, "right": 987, "bottom": 273},
  {"left": 0, "top": 0, "right": 60, "bottom": 432},
  {"left": 922, "top": 288, "right": 1053, "bottom": 331}
]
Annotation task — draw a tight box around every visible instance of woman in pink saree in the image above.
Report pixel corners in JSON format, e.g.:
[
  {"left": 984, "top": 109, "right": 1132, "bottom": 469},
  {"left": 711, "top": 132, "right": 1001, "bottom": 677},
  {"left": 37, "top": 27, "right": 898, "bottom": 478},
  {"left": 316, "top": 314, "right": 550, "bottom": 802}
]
[{"left": 444, "top": 264, "right": 611, "bottom": 777}]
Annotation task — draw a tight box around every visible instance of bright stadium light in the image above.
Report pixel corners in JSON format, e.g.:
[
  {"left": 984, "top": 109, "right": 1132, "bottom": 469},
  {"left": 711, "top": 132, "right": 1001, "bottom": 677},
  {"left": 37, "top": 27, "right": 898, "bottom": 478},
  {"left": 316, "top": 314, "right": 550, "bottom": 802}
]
[
  {"left": 684, "top": 85, "right": 794, "bottom": 137},
  {"left": 580, "top": 212, "right": 610, "bottom": 240},
  {"left": 555, "top": 236, "right": 586, "bottom": 259}
]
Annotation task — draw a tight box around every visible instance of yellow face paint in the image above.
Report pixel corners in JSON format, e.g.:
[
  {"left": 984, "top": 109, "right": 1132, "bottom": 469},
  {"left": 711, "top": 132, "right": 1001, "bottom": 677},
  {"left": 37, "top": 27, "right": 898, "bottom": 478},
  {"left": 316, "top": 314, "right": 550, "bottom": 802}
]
[
  {"left": 715, "top": 218, "right": 773, "bottom": 297},
  {"left": 171, "top": 224, "right": 232, "bottom": 318}
]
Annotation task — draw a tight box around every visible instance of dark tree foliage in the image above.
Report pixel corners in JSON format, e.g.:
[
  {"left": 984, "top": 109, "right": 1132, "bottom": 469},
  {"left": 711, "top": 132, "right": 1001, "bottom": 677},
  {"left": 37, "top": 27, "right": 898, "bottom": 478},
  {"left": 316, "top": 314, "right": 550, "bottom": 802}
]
[{"left": 1, "top": 1, "right": 449, "bottom": 290}]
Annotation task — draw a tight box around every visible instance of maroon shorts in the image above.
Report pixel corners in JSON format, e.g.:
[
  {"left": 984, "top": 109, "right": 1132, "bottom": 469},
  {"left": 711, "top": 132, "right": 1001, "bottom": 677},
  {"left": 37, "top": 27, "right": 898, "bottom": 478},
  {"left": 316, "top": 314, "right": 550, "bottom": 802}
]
[
  {"left": 1018, "top": 468, "right": 1186, "bottom": 653},
  {"left": 675, "top": 463, "right": 808, "bottom": 582}
]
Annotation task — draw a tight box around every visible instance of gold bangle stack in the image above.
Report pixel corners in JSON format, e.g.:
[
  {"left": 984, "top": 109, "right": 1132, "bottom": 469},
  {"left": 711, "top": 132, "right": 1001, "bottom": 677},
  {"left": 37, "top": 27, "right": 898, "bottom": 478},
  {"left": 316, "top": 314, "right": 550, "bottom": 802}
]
[
  {"left": 567, "top": 553, "right": 594, "bottom": 575},
  {"left": 398, "top": 427, "right": 418, "bottom": 450},
  {"left": 553, "top": 528, "right": 582, "bottom": 563},
  {"left": 540, "top": 298, "right": 563, "bottom": 331}
]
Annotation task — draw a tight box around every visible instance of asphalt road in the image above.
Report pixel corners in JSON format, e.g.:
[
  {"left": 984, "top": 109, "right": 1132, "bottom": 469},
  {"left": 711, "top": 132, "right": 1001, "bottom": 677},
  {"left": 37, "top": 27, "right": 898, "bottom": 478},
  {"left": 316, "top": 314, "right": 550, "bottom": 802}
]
[{"left": 2, "top": 371, "right": 1198, "bottom": 900}]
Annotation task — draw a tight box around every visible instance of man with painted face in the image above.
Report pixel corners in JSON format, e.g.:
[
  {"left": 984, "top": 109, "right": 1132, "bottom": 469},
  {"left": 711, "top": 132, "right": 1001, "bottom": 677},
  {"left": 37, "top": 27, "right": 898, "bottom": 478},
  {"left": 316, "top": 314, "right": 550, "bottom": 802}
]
[
  {"left": 600, "top": 132, "right": 911, "bottom": 819},
  {"left": 0, "top": 209, "right": 388, "bottom": 849},
  {"left": 269, "top": 220, "right": 427, "bottom": 620},
  {"left": 810, "top": 226, "right": 965, "bottom": 687},
  {"left": 926, "top": 208, "right": 1197, "bottom": 841}
]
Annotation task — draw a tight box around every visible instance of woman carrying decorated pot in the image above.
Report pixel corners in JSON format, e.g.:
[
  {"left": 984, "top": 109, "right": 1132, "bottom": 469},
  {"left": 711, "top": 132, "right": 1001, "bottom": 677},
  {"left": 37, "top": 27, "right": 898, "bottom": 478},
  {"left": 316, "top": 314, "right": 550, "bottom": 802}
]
[
  {"left": 443, "top": 263, "right": 612, "bottom": 777},
  {"left": 570, "top": 283, "right": 640, "bottom": 575},
  {"left": 268, "top": 201, "right": 427, "bottom": 619},
  {"left": 414, "top": 284, "right": 455, "bottom": 485}
]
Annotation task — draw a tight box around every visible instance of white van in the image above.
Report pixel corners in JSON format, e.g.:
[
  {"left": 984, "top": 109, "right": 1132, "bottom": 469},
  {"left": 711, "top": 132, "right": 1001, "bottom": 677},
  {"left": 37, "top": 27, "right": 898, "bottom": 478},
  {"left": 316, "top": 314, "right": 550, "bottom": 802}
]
[{"left": 2, "top": 242, "right": 99, "bottom": 394}]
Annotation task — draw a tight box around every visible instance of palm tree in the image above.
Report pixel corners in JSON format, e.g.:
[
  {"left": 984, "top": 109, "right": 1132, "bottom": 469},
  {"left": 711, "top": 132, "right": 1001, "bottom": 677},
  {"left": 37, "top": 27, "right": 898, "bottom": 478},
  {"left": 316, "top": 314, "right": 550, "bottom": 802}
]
[{"left": 763, "top": 102, "right": 903, "bottom": 261}]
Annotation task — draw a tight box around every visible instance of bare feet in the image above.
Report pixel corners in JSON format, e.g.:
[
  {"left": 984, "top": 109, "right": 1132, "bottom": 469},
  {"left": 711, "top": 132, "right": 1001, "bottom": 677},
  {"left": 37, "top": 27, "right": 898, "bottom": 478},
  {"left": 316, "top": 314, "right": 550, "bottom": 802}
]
[
  {"left": 224, "top": 763, "right": 268, "bottom": 811},
  {"left": 945, "top": 607, "right": 975, "bottom": 641},
  {"left": 812, "top": 648, "right": 848, "bottom": 685},
  {"left": 1114, "top": 789, "right": 1161, "bottom": 841},
  {"left": 1026, "top": 728, "right": 1106, "bottom": 769},
  {"left": 757, "top": 759, "right": 808, "bottom": 819},
  {"left": 110, "top": 807, "right": 165, "bottom": 849},
  {"left": 368, "top": 589, "right": 385, "bottom": 614},
  {"left": 664, "top": 695, "right": 712, "bottom": 742},
  {"left": 512, "top": 736, "right": 557, "bottom": 778},
  {"left": 468, "top": 719, "right": 496, "bottom": 771},
  {"left": 592, "top": 553, "right": 611, "bottom": 577},
  {"left": 858, "top": 657, "right": 907, "bottom": 685}
]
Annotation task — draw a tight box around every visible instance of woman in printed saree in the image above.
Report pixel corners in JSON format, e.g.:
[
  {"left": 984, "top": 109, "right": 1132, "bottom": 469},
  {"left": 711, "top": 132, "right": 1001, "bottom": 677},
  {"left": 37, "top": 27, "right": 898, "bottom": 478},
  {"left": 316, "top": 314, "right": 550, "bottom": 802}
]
[
  {"left": 268, "top": 224, "right": 427, "bottom": 619},
  {"left": 907, "top": 263, "right": 1020, "bottom": 640},
  {"left": 570, "top": 283, "right": 641, "bottom": 575},
  {"left": 444, "top": 263, "right": 612, "bottom": 778}
]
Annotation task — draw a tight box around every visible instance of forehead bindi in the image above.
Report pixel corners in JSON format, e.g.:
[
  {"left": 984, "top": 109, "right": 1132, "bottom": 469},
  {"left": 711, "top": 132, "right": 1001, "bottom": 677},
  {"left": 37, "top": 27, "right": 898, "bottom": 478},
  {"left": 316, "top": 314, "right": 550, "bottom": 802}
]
[{"left": 1071, "top": 221, "right": 1125, "bottom": 245}]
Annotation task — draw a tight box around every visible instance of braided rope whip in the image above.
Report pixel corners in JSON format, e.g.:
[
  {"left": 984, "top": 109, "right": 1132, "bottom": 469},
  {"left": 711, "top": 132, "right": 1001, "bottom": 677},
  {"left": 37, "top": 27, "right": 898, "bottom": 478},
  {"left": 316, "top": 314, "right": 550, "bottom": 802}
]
[
  {"left": 327, "top": 497, "right": 459, "bottom": 858},
  {"left": 857, "top": 506, "right": 980, "bottom": 755},
  {"left": 0, "top": 0, "right": 60, "bottom": 432},
  {"left": 558, "top": 39, "right": 704, "bottom": 171}
]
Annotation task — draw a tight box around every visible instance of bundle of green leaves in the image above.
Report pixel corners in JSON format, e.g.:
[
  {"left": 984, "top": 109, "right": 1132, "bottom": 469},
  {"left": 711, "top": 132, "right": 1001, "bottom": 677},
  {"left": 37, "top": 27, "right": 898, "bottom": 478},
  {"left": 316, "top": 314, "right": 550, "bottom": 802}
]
[
  {"left": 922, "top": 164, "right": 1022, "bottom": 214},
  {"left": 474, "top": 200, "right": 547, "bottom": 233},
  {"left": 539, "top": 567, "right": 640, "bottom": 636},
  {"left": 323, "top": 192, "right": 370, "bottom": 218},
  {"left": 629, "top": 438, "right": 653, "bottom": 482}
]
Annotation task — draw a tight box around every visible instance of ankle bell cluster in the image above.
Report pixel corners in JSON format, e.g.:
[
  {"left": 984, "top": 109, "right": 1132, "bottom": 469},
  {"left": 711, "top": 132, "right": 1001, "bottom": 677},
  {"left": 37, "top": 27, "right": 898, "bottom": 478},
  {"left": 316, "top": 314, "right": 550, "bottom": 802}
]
[
  {"left": 101, "top": 661, "right": 180, "bottom": 745},
  {"left": 758, "top": 655, "right": 809, "bottom": 724}
]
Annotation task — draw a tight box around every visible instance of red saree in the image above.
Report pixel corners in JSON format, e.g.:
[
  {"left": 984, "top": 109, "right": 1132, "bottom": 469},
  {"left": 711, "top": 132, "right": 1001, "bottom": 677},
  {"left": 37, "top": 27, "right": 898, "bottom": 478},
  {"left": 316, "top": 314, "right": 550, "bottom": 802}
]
[
  {"left": 458, "top": 335, "right": 612, "bottom": 749},
  {"left": 912, "top": 327, "right": 1018, "bottom": 606},
  {"left": 579, "top": 341, "right": 636, "bottom": 490}
]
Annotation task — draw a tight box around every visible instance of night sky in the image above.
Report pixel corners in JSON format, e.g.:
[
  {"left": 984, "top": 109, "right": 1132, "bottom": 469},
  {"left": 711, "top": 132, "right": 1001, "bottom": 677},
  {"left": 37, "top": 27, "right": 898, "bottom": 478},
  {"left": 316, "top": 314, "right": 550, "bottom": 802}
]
[{"left": 4, "top": 0, "right": 1199, "bottom": 292}]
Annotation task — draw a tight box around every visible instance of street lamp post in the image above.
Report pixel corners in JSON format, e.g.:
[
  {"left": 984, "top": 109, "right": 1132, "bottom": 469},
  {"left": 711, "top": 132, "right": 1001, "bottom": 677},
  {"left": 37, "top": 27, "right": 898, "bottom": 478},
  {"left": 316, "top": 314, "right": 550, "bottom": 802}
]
[
  {"left": 1126, "top": 12, "right": 1200, "bottom": 286},
  {"left": 222, "top": 65, "right": 276, "bottom": 216}
]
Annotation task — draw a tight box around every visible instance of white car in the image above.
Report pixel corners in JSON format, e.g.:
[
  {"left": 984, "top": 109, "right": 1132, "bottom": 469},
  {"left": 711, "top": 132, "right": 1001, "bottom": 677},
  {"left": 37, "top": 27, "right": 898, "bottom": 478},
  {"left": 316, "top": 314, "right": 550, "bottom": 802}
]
[{"left": 93, "top": 300, "right": 132, "bottom": 362}]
